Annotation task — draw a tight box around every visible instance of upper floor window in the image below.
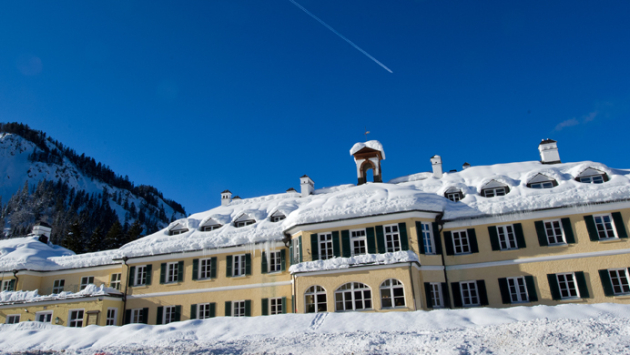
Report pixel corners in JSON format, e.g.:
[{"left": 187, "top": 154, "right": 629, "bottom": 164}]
[
  {"left": 166, "top": 262, "right": 179, "bottom": 283},
  {"left": 5, "top": 315, "right": 20, "bottom": 324},
  {"left": 444, "top": 188, "right": 464, "bottom": 202},
  {"left": 270, "top": 211, "right": 286, "bottom": 222},
  {"left": 169, "top": 223, "right": 188, "bottom": 236},
  {"left": 452, "top": 230, "right": 471, "bottom": 254},
  {"left": 350, "top": 229, "right": 367, "bottom": 256},
  {"left": 1, "top": 279, "right": 15, "bottom": 292},
  {"left": 200, "top": 224, "right": 221, "bottom": 232},
  {"left": 36, "top": 311, "right": 53, "bottom": 323},
  {"left": 305, "top": 285, "right": 327, "bottom": 313},
  {"left": 576, "top": 168, "right": 608, "bottom": 184},
  {"left": 497, "top": 225, "right": 517, "bottom": 250},
  {"left": 380, "top": 279, "right": 405, "bottom": 308},
  {"left": 335, "top": 282, "right": 372, "bottom": 311},
  {"left": 318, "top": 233, "right": 334, "bottom": 260},
  {"left": 80, "top": 276, "right": 94, "bottom": 290},
  {"left": 480, "top": 180, "right": 509, "bottom": 198},
  {"left": 110, "top": 273, "right": 121, "bottom": 290},
  {"left": 52, "top": 279, "right": 65, "bottom": 293},
  {"left": 421, "top": 223, "right": 435, "bottom": 255},
  {"left": 544, "top": 220, "right": 566, "bottom": 245},
  {"left": 234, "top": 214, "right": 255, "bottom": 228},
  {"left": 594, "top": 214, "right": 618, "bottom": 240},
  {"left": 527, "top": 174, "right": 557, "bottom": 189},
  {"left": 384, "top": 224, "right": 401, "bottom": 252},
  {"left": 197, "top": 258, "right": 215, "bottom": 279},
  {"left": 69, "top": 310, "right": 84, "bottom": 327},
  {"left": 233, "top": 254, "right": 246, "bottom": 277},
  {"left": 134, "top": 265, "right": 148, "bottom": 286}
]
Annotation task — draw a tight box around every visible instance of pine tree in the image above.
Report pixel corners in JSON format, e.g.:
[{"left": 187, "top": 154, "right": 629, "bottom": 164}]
[
  {"left": 62, "top": 220, "right": 84, "bottom": 253},
  {"left": 87, "top": 226, "right": 104, "bottom": 252},
  {"left": 124, "top": 221, "right": 143, "bottom": 245},
  {"left": 104, "top": 220, "right": 123, "bottom": 250}
]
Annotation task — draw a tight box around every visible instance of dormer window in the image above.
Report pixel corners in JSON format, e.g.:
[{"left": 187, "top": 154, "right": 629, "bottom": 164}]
[
  {"left": 200, "top": 218, "right": 222, "bottom": 232},
  {"left": 527, "top": 174, "right": 558, "bottom": 189},
  {"left": 270, "top": 211, "right": 286, "bottom": 222},
  {"left": 233, "top": 214, "right": 255, "bottom": 228},
  {"left": 444, "top": 187, "right": 464, "bottom": 202},
  {"left": 480, "top": 181, "right": 510, "bottom": 198},
  {"left": 577, "top": 168, "right": 608, "bottom": 184},
  {"left": 169, "top": 223, "right": 189, "bottom": 236}
]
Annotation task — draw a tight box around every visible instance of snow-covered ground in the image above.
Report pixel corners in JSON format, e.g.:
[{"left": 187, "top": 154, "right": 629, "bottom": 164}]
[{"left": 2, "top": 303, "right": 630, "bottom": 354}]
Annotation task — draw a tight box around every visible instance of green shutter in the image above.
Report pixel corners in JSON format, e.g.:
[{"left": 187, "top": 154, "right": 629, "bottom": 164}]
[
  {"left": 145, "top": 264, "right": 152, "bottom": 285},
  {"left": 575, "top": 271, "right": 590, "bottom": 298},
  {"left": 245, "top": 254, "right": 252, "bottom": 275},
  {"left": 141, "top": 308, "right": 148, "bottom": 324},
  {"left": 292, "top": 295, "right": 295, "bottom": 313},
  {"left": 525, "top": 276, "right": 538, "bottom": 302},
  {"left": 245, "top": 300, "right": 251, "bottom": 316},
  {"left": 282, "top": 297, "right": 287, "bottom": 314},
  {"left": 298, "top": 236, "right": 303, "bottom": 262},
  {"left": 174, "top": 305, "right": 181, "bottom": 322},
  {"left": 441, "top": 282, "right": 450, "bottom": 308},
  {"left": 190, "top": 304, "right": 197, "bottom": 319},
  {"left": 584, "top": 215, "right": 599, "bottom": 241},
  {"left": 444, "top": 231, "right": 454, "bottom": 255},
  {"left": 547, "top": 274, "right": 561, "bottom": 300},
  {"left": 156, "top": 306, "right": 164, "bottom": 325},
  {"left": 433, "top": 223, "right": 443, "bottom": 255},
  {"left": 332, "top": 231, "right": 340, "bottom": 257},
  {"left": 128, "top": 266, "right": 136, "bottom": 287},
  {"left": 467, "top": 229, "right": 479, "bottom": 253},
  {"left": 398, "top": 222, "right": 409, "bottom": 251},
  {"left": 477, "top": 280, "right": 488, "bottom": 306},
  {"left": 209, "top": 303, "right": 215, "bottom": 318},
  {"left": 178, "top": 261, "right": 184, "bottom": 282},
  {"left": 451, "top": 282, "right": 462, "bottom": 307},
  {"left": 262, "top": 298, "right": 269, "bottom": 316},
  {"left": 211, "top": 257, "right": 217, "bottom": 278},
  {"left": 261, "top": 252, "right": 268, "bottom": 274},
  {"left": 513, "top": 223, "right": 526, "bottom": 249},
  {"left": 225, "top": 301, "right": 232, "bottom": 316},
  {"left": 612, "top": 212, "right": 628, "bottom": 238},
  {"left": 192, "top": 259, "right": 199, "bottom": 281},
  {"left": 160, "top": 263, "right": 166, "bottom": 284},
  {"left": 416, "top": 222, "right": 425, "bottom": 254},
  {"left": 424, "top": 282, "right": 433, "bottom": 308},
  {"left": 280, "top": 249, "right": 286, "bottom": 271},
  {"left": 310, "top": 234, "right": 319, "bottom": 261},
  {"left": 226, "top": 256, "right": 233, "bottom": 277},
  {"left": 124, "top": 309, "right": 131, "bottom": 325},
  {"left": 535, "top": 221, "right": 548, "bottom": 246},
  {"left": 488, "top": 226, "right": 500, "bottom": 251},
  {"left": 598, "top": 269, "right": 614, "bottom": 297},
  {"left": 376, "top": 225, "right": 385, "bottom": 253},
  {"left": 561, "top": 218, "right": 576, "bottom": 243},
  {"left": 498, "top": 278, "right": 511, "bottom": 304},
  {"left": 366, "top": 227, "right": 376, "bottom": 254},
  {"left": 341, "top": 230, "right": 351, "bottom": 257}
]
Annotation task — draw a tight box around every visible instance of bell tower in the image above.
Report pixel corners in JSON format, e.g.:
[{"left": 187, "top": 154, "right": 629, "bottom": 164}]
[{"left": 350, "top": 141, "right": 385, "bottom": 185}]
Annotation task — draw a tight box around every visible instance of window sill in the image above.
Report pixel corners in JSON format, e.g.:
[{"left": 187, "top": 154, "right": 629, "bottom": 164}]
[
  {"left": 557, "top": 297, "right": 586, "bottom": 302},
  {"left": 547, "top": 243, "right": 568, "bottom": 247},
  {"left": 613, "top": 294, "right": 630, "bottom": 299},
  {"left": 195, "top": 277, "right": 214, "bottom": 282},
  {"left": 381, "top": 306, "right": 409, "bottom": 311},
  {"left": 335, "top": 308, "right": 375, "bottom": 313},
  {"left": 454, "top": 253, "right": 472, "bottom": 256},
  {"left": 132, "top": 284, "right": 148, "bottom": 288},
  {"left": 598, "top": 238, "right": 622, "bottom": 244}
]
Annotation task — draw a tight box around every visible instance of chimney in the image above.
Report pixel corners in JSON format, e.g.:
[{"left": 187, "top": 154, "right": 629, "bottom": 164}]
[
  {"left": 462, "top": 162, "right": 470, "bottom": 170},
  {"left": 430, "top": 155, "right": 443, "bottom": 178},
  {"left": 221, "top": 190, "right": 232, "bottom": 206},
  {"left": 538, "top": 139, "right": 561, "bottom": 164},
  {"left": 300, "top": 175, "right": 314, "bottom": 198}
]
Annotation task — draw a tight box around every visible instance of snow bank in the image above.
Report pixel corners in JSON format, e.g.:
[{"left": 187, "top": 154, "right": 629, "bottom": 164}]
[
  {"left": 0, "top": 284, "right": 122, "bottom": 305},
  {"left": 289, "top": 251, "right": 418, "bottom": 273}
]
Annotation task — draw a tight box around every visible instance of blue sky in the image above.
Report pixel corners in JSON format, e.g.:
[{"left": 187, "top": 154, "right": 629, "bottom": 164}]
[{"left": 1, "top": 1, "right": 629, "bottom": 215}]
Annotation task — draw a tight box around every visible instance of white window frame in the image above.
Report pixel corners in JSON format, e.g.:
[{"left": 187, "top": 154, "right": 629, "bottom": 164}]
[
  {"left": 5, "top": 314, "right": 20, "bottom": 324},
  {"left": 201, "top": 224, "right": 221, "bottom": 232},
  {"left": 293, "top": 238, "right": 301, "bottom": 262},
  {"left": 335, "top": 282, "right": 372, "bottom": 312},
  {"left": 232, "top": 300, "right": 246, "bottom": 317},
  {"left": 556, "top": 272, "right": 580, "bottom": 299},
  {"left": 543, "top": 219, "right": 566, "bottom": 245},
  {"left": 269, "top": 297, "right": 283, "bottom": 315},
  {"left": 421, "top": 222, "right": 435, "bottom": 255},
  {"left": 497, "top": 225, "right": 518, "bottom": 250},
  {"left": 429, "top": 283, "right": 444, "bottom": 308},
  {"left": 350, "top": 229, "right": 367, "bottom": 256},
  {"left": 608, "top": 268, "right": 630, "bottom": 295},
  {"left": 198, "top": 303, "right": 213, "bottom": 319},
  {"left": 130, "top": 309, "right": 144, "bottom": 323},
  {"left": 446, "top": 192, "right": 462, "bottom": 202},
  {"left": 452, "top": 230, "right": 471, "bottom": 255},
  {"left": 233, "top": 254, "right": 246, "bottom": 277},
  {"left": 270, "top": 214, "right": 285, "bottom": 222},
  {"left": 318, "top": 233, "right": 334, "bottom": 260},
  {"left": 68, "top": 309, "right": 85, "bottom": 327},
  {"left": 198, "top": 258, "right": 213, "bottom": 279},
  {"left": 235, "top": 220, "right": 254, "bottom": 228},
  {"left": 268, "top": 251, "right": 282, "bottom": 273},
  {"left": 106, "top": 308, "right": 117, "bottom": 326},
  {"left": 384, "top": 224, "right": 401, "bottom": 253},
  {"left": 110, "top": 273, "right": 121, "bottom": 290},
  {"left": 530, "top": 181, "right": 554, "bottom": 189},
  {"left": 507, "top": 277, "right": 529, "bottom": 303},
  {"left": 166, "top": 262, "right": 179, "bottom": 283},
  {"left": 593, "top": 214, "right": 618, "bottom": 240},
  {"left": 170, "top": 229, "right": 187, "bottom": 235},
  {"left": 52, "top": 279, "right": 65, "bottom": 293},
  {"left": 579, "top": 175, "right": 604, "bottom": 184},
  {"left": 163, "top": 306, "right": 176, "bottom": 324},
  {"left": 482, "top": 187, "right": 506, "bottom": 198},
  {"left": 305, "top": 285, "right": 327, "bottom": 313},
  {"left": 380, "top": 279, "right": 405, "bottom": 309},
  {"left": 35, "top": 311, "right": 53, "bottom": 323},
  {"left": 1, "top": 280, "right": 13, "bottom": 291},
  {"left": 80, "top": 276, "right": 94, "bottom": 290},
  {"left": 134, "top": 265, "right": 147, "bottom": 286},
  {"left": 460, "top": 281, "right": 479, "bottom": 306}
]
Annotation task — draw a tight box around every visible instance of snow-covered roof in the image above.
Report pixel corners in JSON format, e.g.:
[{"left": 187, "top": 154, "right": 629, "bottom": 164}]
[
  {"left": 0, "top": 284, "right": 122, "bottom": 306},
  {"left": 0, "top": 237, "right": 75, "bottom": 271},
  {"left": 350, "top": 140, "right": 386, "bottom": 159}
]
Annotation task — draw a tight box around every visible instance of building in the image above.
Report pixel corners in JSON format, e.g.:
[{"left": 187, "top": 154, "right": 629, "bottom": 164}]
[{"left": 1, "top": 139, "right": 629, "bottom": 326}]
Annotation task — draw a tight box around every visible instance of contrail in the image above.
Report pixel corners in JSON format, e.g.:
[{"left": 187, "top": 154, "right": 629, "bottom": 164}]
[{"left": 288, "top": 0, "right": 393, "bottom": 73}]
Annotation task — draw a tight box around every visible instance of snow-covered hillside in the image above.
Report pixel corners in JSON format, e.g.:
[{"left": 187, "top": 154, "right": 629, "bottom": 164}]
[{"left": 0, "top": 303, "right": 629, "bottom": 354}]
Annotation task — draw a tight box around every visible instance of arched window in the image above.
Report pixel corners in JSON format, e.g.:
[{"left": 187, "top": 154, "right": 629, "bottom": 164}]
[
  {"left": 335, "top": 283, "right": 372, "bottom": 311},
  {"left": 305, "top": 286, "right": 327, "bottom": 313},
  {"left": 380, "top": 279, "right": 405, "bottom": 308}
]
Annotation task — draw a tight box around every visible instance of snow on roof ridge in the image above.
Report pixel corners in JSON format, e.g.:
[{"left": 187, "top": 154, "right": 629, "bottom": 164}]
[{"left": 350, "top": 140, "right": 386, "bottom": 159}]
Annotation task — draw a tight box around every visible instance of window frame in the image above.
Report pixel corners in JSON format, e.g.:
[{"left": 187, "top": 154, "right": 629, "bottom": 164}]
[
  {"left": 318, "top": 233, "right": 334, "bottom": 260},
  {"left": 232, "top": 254, "right": 246, "bottom": 277},
  {"left": 52, "top": 279, "right": 65, "bottom": 294},
  {"left": 235, "top": 220, "right": 255, "bottom": 228},
  {"left": 506, "top": 276, "right": 529, "bottom": 303},
  {"left": 198, "top": 258, "right": 213, "bottom": 279},
  {"left": 482, "top": 187, "right": 507, "bottom": 198},
  {"left": 608, "top": 268, "right": 630, "bottom": 295},
  {"left": 429, "top": 283, "right": 444, "bottom": 308},
  {"left": 134, "top": 265, "right": 148, "bottom": 286},
  {"left": 110, "top": 273, "right": 121, "bottom": 290},
  {"left": 446, "top": 192, "right": 462, "bottom": 202},
  {"left": 36, "top": 311, "right": 53, "bottom": 323},
  {"left": 530, "top": 181, "right": 554, "bottom": 189},
  {"left": 200, "top": 224, "right": 221, "bottom": 232},
  {"left": 421, "top": 222, "right": 436, "bottom": 255},
  {"left": 165, "top": 262, "right": 179, "bottom": 284},
  {"left": 543, "top": 219, "right": 566, "bottom": 245},
  {"left": 106, "top": 308, "right": 117, "bottom": 326},
  {"left": 380, "top": 279, "right": 406, "bottom": 309},
  {"left": 293, "top": 237, "right": 301, "bottom": 262},
  {"left": 578, "top": 175, "right": 604, "bottom": 184},
  {"left": 269, "top": 297, "right": 283, "bottom": 315},
  {"left": 556, "top": 272, "right": 580, "bottom": 299},
  {"left": 232, "top": 300, "right": 246, "bottom": 317},
  {"left": 5, "top": 314, "right": 20, "bottom": 324},
  {"left": 384, "top": 224, "right": 402, "bottom": 253},
  {"left": 452, "top": 230, "right": 471, "bottom": 255},
  {"left": 130, "top": 308, "right": 144, "bottom": 324},
  {"left": 460, "top": 281, "right": 480, "bottom": 307},
  {"left": 350, "top": 229, "right": 367, "bottom": 256},
  {"left": 80, "top": 276, "right": 94, "bottom": 290},
  {"left": 163, "top": 306, "right": 177, "bottom": 324},
  {"left": 593, "top": 214, "right": 618, "bottom": 240},
  {"left": 305, "top": 285, "right": 327, "bottom": 313},
  {"left": 1, "top": 280, "right": 13, "bottom": 292},
  {"left": 334, "top": 282, "right": 372, "bottom": 312},
  {"left": 268, "top": 251, "right": 282, "bottom": 273},
  {"left": 198, "top": 303, "right": 213, "bottom": 319},
  {"left": 68, "top": 309, "right": 85, "bottom": 327},
  {"left": 496, "top": 225, "right": 518, "bottom": 250}
]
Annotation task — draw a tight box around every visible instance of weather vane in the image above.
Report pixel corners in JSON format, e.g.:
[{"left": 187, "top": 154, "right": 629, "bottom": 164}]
[{"left": 364, "top": 128, "right": 370, "bottom": 139}]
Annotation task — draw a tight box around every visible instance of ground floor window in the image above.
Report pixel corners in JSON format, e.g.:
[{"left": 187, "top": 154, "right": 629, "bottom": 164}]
[
  {"left": 305, "top": 285, "right": 327, "bottom": 313},
  {"left": 335, "top": 282, "right": 372, "bottom": 311},
  {"left": 233, "top": 301, "right": 246, "bottom": 317},
  {"left": 36, "top": 311, "right": 53, "bottom": 323},
  {"left": 460, "top": 281, "right": 479, "bottom": 306},
  {"left": 69, "top": 310, "right": 84, "bottom": 327},
  {"left": 198, "top": 303, "right": 214, "bottom": 319},
  {"left": 163, "top": 306, "right": 177, "bottom": 324},
  {"left": 269, "top": 298, "right": 283, "bottom": 315},
  {"left": 6, "top": 315, "right": 20, "bottom": 324},
  {"left": 429, "top": 283, "right": 443, "bottom": 308},
  {"left": 507, "top": 277, "right": 529, "bottom": 303},
  {"left": 608, "top": 269, "right": 630, "bottom": 295},
  {"left": 380, "top": 279, "right": 405, "bottom": 308},
  {"left": 106, "top": 308, "right": 117, "bottom": 326},
  {"left": 556, "top": 273, "right": 579, "bottom": 299}
]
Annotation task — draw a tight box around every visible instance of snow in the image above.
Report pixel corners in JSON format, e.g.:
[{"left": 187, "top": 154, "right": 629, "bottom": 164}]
[
  {"left": 0, "top": 284, "right": 121, "bottom": 305},
  {"left": 1, "top": 303, "right": 629, "bottom": 354},
  {"left": 349, "top": 140, "right": 386, "bottom": 159},
  {"left": 289, "top": 251, "right": 418, "bottom": 273},
  {"left": 0, "top": 237, "right": 74, "bottom": 271}
]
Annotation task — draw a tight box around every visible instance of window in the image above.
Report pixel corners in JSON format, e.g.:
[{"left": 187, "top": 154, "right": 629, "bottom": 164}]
[
  {"left": 135, "top": 266, "right": 148, "bottom": 286},
  {"left": 198, "top": 303, "right": 213, "bottom": 319},
  {"left": 419, "top": 223, "right": 435, "bottom": 254},
  {"left": 163, "top": 306, "right": 177, "bottom": 324},
  {"left": 460, "top": 281, "right": 479, "bottom": 306},
  {"left": 235, "top": 220, "right": 255, "bottom": 228},
  {"left": 350, "top": 229, "right": 367, "bottom": 256},
  {"left": 594, "top": 214, "right": 617, "bottom": 240},
  {"left": 497, "top": 225, "right": 517, "bottom": 250},
  {"left": 578, "top": 175, "right": 604, "bottom": 184},
  {"left": 269, "top": 297, "right": 283, "bottom": 315},
  {"left": 268, "top": 251, "right": 282, "bottom": 273},
  {"left": 293, "top": 238, "right": 301, "bottom": 262},
  {"left": 429, "top": 283, "right": 443, "bottom": 308},
  {"left": 384, "top": 224, "right": 401, "bottom": 252},
  {"left": 6, "top": 315, "right": 20, "bottom": 324},
  {"left": 507, "top": 277, "right": 529, "bottom": 303},
  {"left": 52, "top": 279, "right": 65, "bottom": 293},
  {"left": 233, "top": 255, "right": 246, "bottom": 277},
  {"left": 198, "top": 258, "right": 213, "bottom": 279},
  {"left": 305, "top": 286, "right": 327, "bottom": 313},
  {"left": 80, "top": 276, "right": 94, "bottom": 290},
  {"left": 452, "top": 230, "right": 470, "bottom": 254},
  {"left": 608, "top": 269, "right": 630, "bottom": 295},
  {"left": 106, "top": 308, "right": 117, "bottom": 326},
  {"left": 270, "top": 212, "right": 286, "bottom": 222},
  {"left": 482, "top": 187, "right": 506, "bottom": 197},
  {"left": 110, "top": 273, "right": 121, "bottom": 290},
  {"left": 318, "top": 233, "right": 334, "bottom": 260},
  {"left": 170, "top": 229, "right": 188, "bottom": 235},
  {"left": 530, "top": 181, "right": 554, "bottom": 189},
  {"left": 69, "top": 310, "right": 84, "bottom": 327},
  {"left": 166, "top": 262, "right": 179, "bottom": 283},
  {"left": 544, "top": 220, "right": 565, "bottom": 245},
  {"left": 36, "top": 311, "right": 53, "bottom": 323},
  {"left": 232, "top": 301, "right": 246, "bottom": 317},
  {"left": 1, "top": 279, "right": 14, "bottom": 291},
  {"left": 335, "top": 282, "right": 372, "bottom": 311},
  {"left": 556, "top": 273, "right": 579, "bottom": 299},
  {"left": 380, "top": 279, "right": 405, "bottom": 308},
  {"left": 201, "top": 225, "right": 221, "bottom": 232},
  {"left": 445, "top": 191, "right": 463, "bottom": 202},
  {"left": 130, "top": 309, "right": 144, "bottom": 323}
]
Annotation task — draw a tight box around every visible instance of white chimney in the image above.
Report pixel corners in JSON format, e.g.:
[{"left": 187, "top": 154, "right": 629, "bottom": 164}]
[
  {"left": 32, "top": 222, "right": 52, "bottom": 238},
  {"left": 431, "top": 155, "right": 443, "bottom": 178},
  {"left": 300, "top": 175, "right": 314, "bottom": 198},
  {"left": 221, "top": 190, "right": 232, "bottom": 206},
  {"left": 538, "top": 139, "right": 561, "bottom": 164},
  {"left": 462, "top": 162, "right": 470, "bottom": 170}
]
